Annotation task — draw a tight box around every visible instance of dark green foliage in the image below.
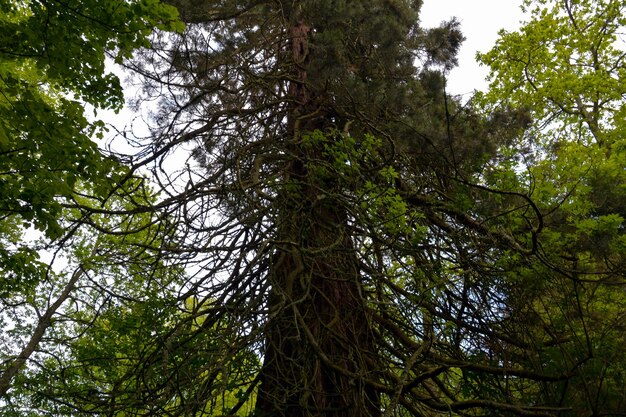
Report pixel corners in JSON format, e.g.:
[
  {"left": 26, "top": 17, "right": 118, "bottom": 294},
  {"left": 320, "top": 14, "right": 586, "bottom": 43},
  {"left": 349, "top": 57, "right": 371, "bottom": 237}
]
[{"left": 116, "top": 1, "right": 570, "bottom": 416}]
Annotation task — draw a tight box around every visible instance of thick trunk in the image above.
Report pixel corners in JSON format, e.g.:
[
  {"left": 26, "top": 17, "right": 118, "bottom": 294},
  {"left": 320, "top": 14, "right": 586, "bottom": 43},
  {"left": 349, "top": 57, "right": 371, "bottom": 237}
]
[
  {"left": 256, "top": 196, "right": 380, "bottom": 417},
  {"left": 255, "top": 14, "right": 380, "bottom": 417}
]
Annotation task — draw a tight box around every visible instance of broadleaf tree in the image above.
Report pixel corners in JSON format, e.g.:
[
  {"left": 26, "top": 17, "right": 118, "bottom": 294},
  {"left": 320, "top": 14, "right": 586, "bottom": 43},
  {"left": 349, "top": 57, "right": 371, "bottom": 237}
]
[
  {"left": 0, "top": 0, "right": 184, "bottom": 413},
  {"left": 476, "top": 0, "right": 626, "bottom": 414}
]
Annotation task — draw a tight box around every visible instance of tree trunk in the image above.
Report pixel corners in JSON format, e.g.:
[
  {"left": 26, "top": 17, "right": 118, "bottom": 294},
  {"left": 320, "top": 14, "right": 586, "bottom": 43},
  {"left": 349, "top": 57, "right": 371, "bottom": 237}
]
[
  {"left": 255, "top": 14, "right": 380, "bottom": 417},
  {"left": 256, "top": 195, "right": 380, "bottom": 417}
]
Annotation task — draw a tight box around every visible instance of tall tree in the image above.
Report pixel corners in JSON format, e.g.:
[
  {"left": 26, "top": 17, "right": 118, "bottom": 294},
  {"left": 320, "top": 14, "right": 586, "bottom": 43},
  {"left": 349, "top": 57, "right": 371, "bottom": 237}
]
[
  {"left": 118, "top": 0, "right": 571, "bottom": 415},
  {"left": 11, "top": 0, "right": 626, "bottom": 416}
]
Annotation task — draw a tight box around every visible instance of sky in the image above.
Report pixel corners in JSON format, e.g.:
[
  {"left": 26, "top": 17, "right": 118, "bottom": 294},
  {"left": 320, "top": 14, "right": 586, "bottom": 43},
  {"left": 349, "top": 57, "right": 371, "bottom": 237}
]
[
  {"left": 102, "top": 1, "right": 529, "bottom": 138},
  {"left": 420, "top": 0, "right": 526, "bottom": 97}
]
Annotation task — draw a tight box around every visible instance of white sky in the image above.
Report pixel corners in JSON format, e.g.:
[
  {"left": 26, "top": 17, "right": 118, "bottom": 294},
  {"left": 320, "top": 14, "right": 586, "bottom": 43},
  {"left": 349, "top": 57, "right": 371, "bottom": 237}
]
[{"left": 420, "top": 0, "right": 526, "bottom": 97}]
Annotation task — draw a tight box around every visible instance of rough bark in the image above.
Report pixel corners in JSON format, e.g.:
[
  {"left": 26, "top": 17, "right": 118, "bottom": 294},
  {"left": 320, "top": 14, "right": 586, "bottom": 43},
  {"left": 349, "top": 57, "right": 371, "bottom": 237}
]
[
  {"left": 256, "top": 193, "right": 380, "bottom": 417},
  {"left": 255, "top": 14, "right": 380, "bottom": 417}
]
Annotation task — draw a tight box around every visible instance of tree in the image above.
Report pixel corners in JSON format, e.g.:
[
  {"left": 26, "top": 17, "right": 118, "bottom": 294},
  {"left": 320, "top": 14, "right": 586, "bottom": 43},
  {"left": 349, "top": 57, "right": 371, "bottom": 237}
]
[
  {"left": 0, "top": 0, "right": 183, "bottom": 411},
  {"left": 112, "top": 0, "right": 575, "bottom": 415},
  {"left": 476, "top": 0, "right": 626, "bottom": 413},
  {"left": 7, "top": 0, "right": 626, "bottom": 416}
]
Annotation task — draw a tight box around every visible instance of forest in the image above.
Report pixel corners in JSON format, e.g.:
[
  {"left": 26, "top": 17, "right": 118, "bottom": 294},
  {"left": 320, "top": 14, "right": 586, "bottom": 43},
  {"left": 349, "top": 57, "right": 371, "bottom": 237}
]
[{"left": 2, "top": 0, "right": 626, "bottom": 415}]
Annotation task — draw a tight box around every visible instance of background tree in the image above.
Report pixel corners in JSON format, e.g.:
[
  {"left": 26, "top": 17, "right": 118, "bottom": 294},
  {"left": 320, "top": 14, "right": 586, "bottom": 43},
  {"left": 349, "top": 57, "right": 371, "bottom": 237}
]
[
  {"left": 476, "top": 0, "right": 626, "bottom": 413},
  {"left": 0, "top": 0, "right": 184, "bottom": 412}
]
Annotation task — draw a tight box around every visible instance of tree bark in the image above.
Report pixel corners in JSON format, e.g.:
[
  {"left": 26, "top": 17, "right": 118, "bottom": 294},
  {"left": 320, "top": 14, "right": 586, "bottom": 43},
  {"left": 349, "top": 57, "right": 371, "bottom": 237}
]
[
  {"left": 0, "top": 264, "right": 86, "bottom": 397},
  {"left": 256, "top": 197, "right": 380, "bottom": 417},
  {"left": 255, "top": 13, "right": 380, "bottom": 417}
]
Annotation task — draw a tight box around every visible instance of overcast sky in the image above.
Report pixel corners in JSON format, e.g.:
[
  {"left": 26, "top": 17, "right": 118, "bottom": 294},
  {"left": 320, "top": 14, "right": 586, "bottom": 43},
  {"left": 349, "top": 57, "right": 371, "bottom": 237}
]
[{"left": 420, "top": 0, "right": 526, "bottom": 97}]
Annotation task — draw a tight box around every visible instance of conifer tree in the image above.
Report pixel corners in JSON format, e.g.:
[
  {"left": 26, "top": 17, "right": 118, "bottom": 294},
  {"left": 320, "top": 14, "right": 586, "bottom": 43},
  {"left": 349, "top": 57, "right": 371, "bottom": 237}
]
[{"left": 120, "top": 1, "right": 569, "bottom": 415}]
